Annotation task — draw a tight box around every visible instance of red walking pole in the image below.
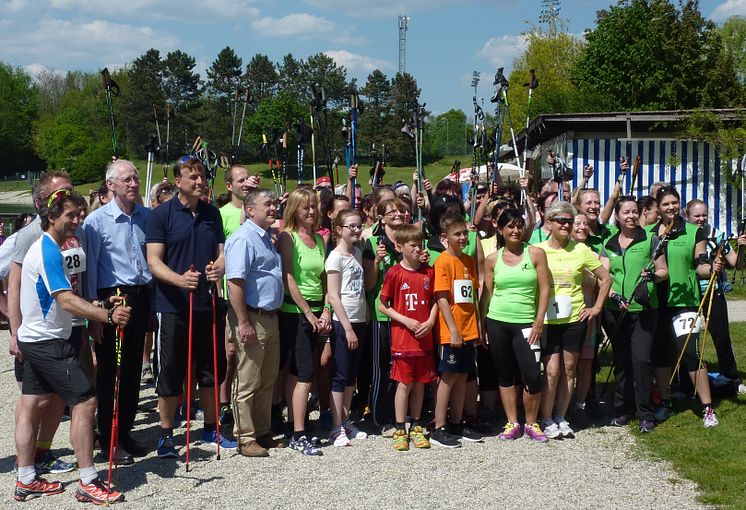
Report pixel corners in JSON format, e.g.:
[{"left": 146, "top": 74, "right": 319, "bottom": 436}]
[
  {"left": 186, "top": 268, "right": 195, "bottom": 472},
  {"left": 107, "top": 291, "right": 125, "bottom": 501},
  {"left": 211, "top": 282, "right": 221, "bottom": 460}
]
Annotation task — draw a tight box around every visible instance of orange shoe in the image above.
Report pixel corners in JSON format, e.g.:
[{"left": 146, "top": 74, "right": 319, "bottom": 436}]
[
  {"left": 74, "top": 478, "right": 124, "bottom": 505},
  {"left": 13, "top": 477, "right": 64, "bottom": 501}
]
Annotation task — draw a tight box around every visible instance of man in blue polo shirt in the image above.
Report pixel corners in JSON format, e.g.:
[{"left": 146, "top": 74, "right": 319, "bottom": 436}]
[
  {"left": 83, "top": 159, "right": 152, "bottom": 464},
  {"left": 225, "top": 188, "right": 284, "bottom": 458},
  {"left": 146, "top": 157, "right": 236, "bottom": 459}
]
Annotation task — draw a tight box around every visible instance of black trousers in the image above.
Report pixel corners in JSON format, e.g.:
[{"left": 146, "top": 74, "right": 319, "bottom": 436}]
[
  {"left": 370, "top": 320, "right": 395, "bottom": 427},
  {"left": 604, "top": 308, "right": 657, "bottom": 422},
  {"left": 96, "top": 285, "right": 150, "bottom": 446},
  {"left": 704, "top": 291, "right": 740, "bottom": 380}
]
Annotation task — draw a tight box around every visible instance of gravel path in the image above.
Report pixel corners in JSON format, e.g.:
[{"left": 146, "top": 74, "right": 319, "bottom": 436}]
[{"left": 0, "top": 330, "right": 706, "bottom": 509}]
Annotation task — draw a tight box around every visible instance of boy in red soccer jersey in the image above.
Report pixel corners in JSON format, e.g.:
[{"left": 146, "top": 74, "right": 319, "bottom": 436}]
[{"left": 378, "top": 224, "right": 438, "bottom": 451}]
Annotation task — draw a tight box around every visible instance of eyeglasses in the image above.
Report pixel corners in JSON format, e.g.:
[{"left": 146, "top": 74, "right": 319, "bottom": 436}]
[
  {"left": 114, "top": 175, "right": 140, "bottom": 184},
  {"left": 551, "top": 217, "right": 574, "bottom": 226},
  {"left": 343, "top": 224, "right": 363, "bottom": 231},
  {"left": 384, "top": 210, "right": 405, "bottom": 217},
  {"left": 46, "top": 188, "right": 71, "bottom": 208}
]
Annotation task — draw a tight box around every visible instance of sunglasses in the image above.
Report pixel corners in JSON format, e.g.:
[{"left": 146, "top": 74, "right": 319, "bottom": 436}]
[
  {"left": 46, "top": 188, "right": 72, "bottom": 208},
  {"left": 551, "top": 217, "right": 574, "bottom": 226}
]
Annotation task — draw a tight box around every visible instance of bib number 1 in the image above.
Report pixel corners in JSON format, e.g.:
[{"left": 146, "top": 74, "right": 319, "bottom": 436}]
[
  {"left": 453, "top": 279, "right": 474, "bottom": 304},
  {"left": 545, "top": 295, "right": 572, "bottom": 320}
]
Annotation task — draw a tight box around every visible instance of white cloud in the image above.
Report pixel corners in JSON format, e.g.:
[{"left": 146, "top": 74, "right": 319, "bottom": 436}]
[
  {"left": 305, "top": 0, "right": 470, "bottom": 18},
  {"left": 324, "top": 50, "right": 393, "bottom": 74},
  {"left": 0, "top": 19, "right": 180, "bottom": 69},
  {"left": 23, "top": 63, "right": 65, "bottom": 78},
  {"left": 475, "top": 34, "right": 527, "bottom": 70},
  {"left": 24, "top": 0, "right": 259, "bottom": 19},
  {"left": 250, "top": 12, "right": 336, "bottom": 38},
  {"left": 711, "top": 0, "right": 746, "bottom": 21}
]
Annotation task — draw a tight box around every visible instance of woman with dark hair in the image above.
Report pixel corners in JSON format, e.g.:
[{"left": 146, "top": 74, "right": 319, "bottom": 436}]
[
  {"left": 481, "top": 209, "right": 550, "bottom": 441},
  {"left": 649, "top": 186, "right": 720, "bottom": 427},
  {"left": 537, "top": 202, "right": 611, "bottom": 439},
  {"left": 600, "top": 196, "right": 668, "bottom": 433},
  {"left": 637, "top": 195, "right": 659, "bottom": 227}
]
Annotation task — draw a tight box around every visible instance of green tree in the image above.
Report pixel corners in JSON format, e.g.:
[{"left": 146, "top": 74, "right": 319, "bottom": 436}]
[
  {"left": 721, "top": 16, "right": 746, "bottom": 85},
  {"left": 277, "top": 54, "right": 306, "bottom": 101},
  {"left": 245, "top": 53, "right": 278, "bottom": 101},
  {"left": 0, "top": 62, "right": 40, "bottom": 174},
  {"left": 303, "top": 53, "right": 349, "bottom": 109},
  {"left": 204, "top": 47, "right": 244, "bottom": 150},
  {"left": 163, "top": 50, "right": 203, "bottom": 152},
  {"left": 573, "top": 0, "right": 742, "bottom": 111},
  {"left": 122, "top": 49, "right": 165, "bottom": 158}
]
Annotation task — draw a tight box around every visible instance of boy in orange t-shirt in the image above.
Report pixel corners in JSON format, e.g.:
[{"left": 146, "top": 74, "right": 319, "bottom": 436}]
[{"left": 431, "top": 212, "right": 481, "bottom": 448}]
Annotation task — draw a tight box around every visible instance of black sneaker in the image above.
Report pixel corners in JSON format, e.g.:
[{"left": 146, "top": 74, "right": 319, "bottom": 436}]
[
  {"left": 219, "top": 404, "right": 234, "bottom": 427},
  {"left": 429, "top": 426, "right": 462, "bottom": 448},
  {"left": 289, "top": 435, "right": 323, "bottom": 456},
  {"left": 156, "top": 435, "right": 178, "bottom": 459},
  {"left": 610, "top": 415, "right": 630, "bottom": 427},
  {"left": 451, "top": 423, "right": 485, "bottom": 442}
]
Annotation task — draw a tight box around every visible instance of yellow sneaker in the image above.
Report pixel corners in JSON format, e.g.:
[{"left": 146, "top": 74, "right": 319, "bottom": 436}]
[
  {"left": 409, "top": 425, "right": 431, "bottom": 449},
  {"left": 393, "top": 429, "right": 409, "bottom": 451}
]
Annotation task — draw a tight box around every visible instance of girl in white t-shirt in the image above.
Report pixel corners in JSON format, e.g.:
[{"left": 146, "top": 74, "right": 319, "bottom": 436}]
[{"left": 325, "top": 209, "right": 368, "bottom": 447}]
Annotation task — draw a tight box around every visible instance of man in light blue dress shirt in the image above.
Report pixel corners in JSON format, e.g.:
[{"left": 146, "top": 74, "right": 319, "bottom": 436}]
[
  {"left": 225, "top": 188, "right": 284, "bottom": 457},
  {"left": 83, "top": 159, "right": 152, "bottom": 463}
]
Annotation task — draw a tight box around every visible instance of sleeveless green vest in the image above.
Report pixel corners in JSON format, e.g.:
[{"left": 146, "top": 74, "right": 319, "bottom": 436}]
[{"left": 603, "top": 227, "right": 658, "bottom": 312}]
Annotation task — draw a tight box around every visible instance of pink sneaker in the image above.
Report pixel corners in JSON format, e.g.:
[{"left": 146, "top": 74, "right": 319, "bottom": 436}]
[
  {"left": 523, "top": 423, "right": 549, "bottom": 443},
  {"left": 498, "top": 422, "right": 522, "bottom": 440}
]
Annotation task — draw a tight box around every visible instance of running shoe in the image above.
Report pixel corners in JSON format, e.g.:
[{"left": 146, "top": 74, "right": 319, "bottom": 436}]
[
  {"left": 738, "top": 383, "right": 746, "bottom": 395},
  {"left": 451, "top": 423, "right": 484, "bottom": 442},
  {"left": 289, "top": 435, "right": 323, "bottom": 456},
  {"left": 219, "top": 404, "right": 234, "bottom": 427},
  {"left": 392, "top": 429, "right": 409, "bottom": 451},
  {"left": 409, "top": 425, "right": 430, "bottom": 449},
  {"left": 557, "top": 420, "right": 575, "bottom": 439},
  {"left": 639, "top": 420, "right": 655, "bottom": 433},
  {"left": 498, "top": 422, "right": 522, "bottom": 441},
  {"left": 329, "top": 427, "right": 351, "bottom": 447},
  {"left": 610, "top": 416, "right": 630, "bottom": 427},
  {"left": 156, "top": 435, "right": 178, "bottom": 459},
  {"left": 653, "top": 403, "right": 672, "bottom": 422},
  {"left": 13, "top": 476, "right": 64, "bottom": 501},
  {"left": 201, "top": 430, "right": 238, "bottom": 448},
  {"left": 429, "top": 426, "right": 462, "bottom": 448},
  {"left": 541, "top": 419, "right": 562, "bottom": 440},
  {"left": 380, "top": 424, "right": 396, "bottom": 438},
  {"left": 703, "top": 407, "right": 719, "bottom": 429},
  {"left": 35, "top": 451, "right": 76, "bottom": 474},
  {"left": 74, "top": 478, "right": 124, "bottom": 505},
  {"left": 141, "top": 364, "right": 154, "bottom": 384},
  {"left": 523, "top": 423, "right": 549, "bottom": 443},
  {"left": 343, "top": 420, "right": 368, "bottom": 440}
]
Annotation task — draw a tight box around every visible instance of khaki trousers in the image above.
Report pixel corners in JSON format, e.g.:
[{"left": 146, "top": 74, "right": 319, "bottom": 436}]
[{"left": 229, "top": 306, "right": 280, "bottom": 445}]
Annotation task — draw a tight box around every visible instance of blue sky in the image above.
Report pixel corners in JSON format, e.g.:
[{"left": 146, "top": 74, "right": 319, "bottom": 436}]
[{"left": 0, "top": 0, "right": 739, "bottom": 114}]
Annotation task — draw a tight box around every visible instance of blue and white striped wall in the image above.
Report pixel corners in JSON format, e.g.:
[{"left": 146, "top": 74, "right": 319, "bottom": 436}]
[{"left": 565, "top": 139, "right": 742, "bottom": 235}]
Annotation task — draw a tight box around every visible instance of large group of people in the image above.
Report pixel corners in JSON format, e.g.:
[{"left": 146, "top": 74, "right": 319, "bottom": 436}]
[{"left": 1, "top": 155, "right": 745, "bottom": 504}]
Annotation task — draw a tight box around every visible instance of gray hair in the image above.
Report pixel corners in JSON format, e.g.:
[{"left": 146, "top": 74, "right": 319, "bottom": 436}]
[
  {"left": 105, "top": 159, "right": 138, "bottom": 182},
  {"left": 243, "top": 188, "right": 276, "bottom": 207},
  {"left": 649, "top": 181, "right": 668, "bottom": 196},
  {"left": 545, "top": 201, "right": 577, "bottom": 222}
]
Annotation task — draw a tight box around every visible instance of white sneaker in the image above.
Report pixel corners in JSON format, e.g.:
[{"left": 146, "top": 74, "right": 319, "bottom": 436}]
[
  {"left": 703, "top": 407, "right": 719, "bottom": 429},
  {"left": 542, "top": 419, "right": 562, "bottom": 440},
  {"left": 343, "top": 420, "right": 368, "bottom": 440},
  {"left": 557, "top": 420, "right": 575, "bottom": 439},
  {"left": 738, "top": 383, "right": 746, "bottom": 395},
  {"left": 330, "top": 427, "right": 351, "bottom": 447}
]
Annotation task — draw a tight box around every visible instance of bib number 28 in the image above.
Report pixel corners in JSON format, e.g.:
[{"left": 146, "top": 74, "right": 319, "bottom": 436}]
[{"left": 453, "top": 279, "right": 473, "bottom": 304}]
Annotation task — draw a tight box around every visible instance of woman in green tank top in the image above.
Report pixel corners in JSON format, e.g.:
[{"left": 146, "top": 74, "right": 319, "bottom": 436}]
[
  {"left": 480, "top": 209, "right": 550, "bottom": 441},
  {"left": 651, "top": 186, "right": 720, "bottom": 428},
  {"left": 600, "top": 196, "right": 668, "bottom": 432},
  {"left": 277, "top": 188, "right": 330, "bottom": 455}
]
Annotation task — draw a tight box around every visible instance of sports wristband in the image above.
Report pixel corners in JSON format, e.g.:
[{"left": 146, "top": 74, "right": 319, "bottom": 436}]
[{"left": 107, "top": 307, "right": 115, "bottom": 325}]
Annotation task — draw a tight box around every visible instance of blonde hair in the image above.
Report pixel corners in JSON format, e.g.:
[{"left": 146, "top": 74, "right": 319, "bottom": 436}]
[{"left": 283, "top": 187, "right": 320, "bottom": 231}]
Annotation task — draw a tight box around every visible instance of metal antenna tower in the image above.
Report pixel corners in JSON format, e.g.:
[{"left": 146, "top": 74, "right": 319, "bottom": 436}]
[
  {"left": 398, "top": 15, "right": 409, "bottom": 74},
  {"left": 471, "top": 71, "right": 480, "bottom": 97},
  {"left": 539, "top": 0, "right": 561, "bottom": 25}
]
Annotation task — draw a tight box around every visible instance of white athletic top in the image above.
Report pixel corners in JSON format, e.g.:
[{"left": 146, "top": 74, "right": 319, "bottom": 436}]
[
  {"left": 18, "top": 233, "right": 73, "bottom": 343},
  {"left": 324, "top": 247, "right": 366, "bottom": 323}
]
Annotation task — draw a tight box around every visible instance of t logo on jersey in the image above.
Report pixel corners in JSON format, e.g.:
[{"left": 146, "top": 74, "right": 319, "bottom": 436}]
[{"left": 404, "top": 293, "right": 419, "bottom": 311}]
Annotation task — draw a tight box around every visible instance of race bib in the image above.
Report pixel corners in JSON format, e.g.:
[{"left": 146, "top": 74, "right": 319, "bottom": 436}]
[
  {"left": 453, "top": 279, "right": 474, "bottom": 304},
  {"left": 545, "top": 295, "right": 572, "bottom": 320},
  {"left": 530, "top": 342, "right": 542, "bottom": 363},
  {"left": 61, "top": 246, "right": 86, "bottom": 275},
  {"left": 673, "top": 311, "right": 703, "bottom": 337}
]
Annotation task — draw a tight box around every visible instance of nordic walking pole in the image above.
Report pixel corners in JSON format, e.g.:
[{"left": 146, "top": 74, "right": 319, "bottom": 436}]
[
  {"left": 100, "top": 68, "right": 120, "bottom": 159},
  {"left": 107, "top": 290, "right": 125, "bottom": 502},
  {"left": 186, "top": 265, "right": 196, "bottom": 472},
  {"left": 237, "top": 89, "right": 250, "bottom": 148},
  {"left": 628, "top": 155, "right": 641, "bottom": 196},
  {"left": 521, "top": 69, "right": 539, "bottom": 205},
  {"left": 694, "top": 276, "right": 718, "bottom": 396},
  {"left": 349, "top": 90, "right": 359, "bottom": 209},
  {"left": 210, "top": 279, "right": 221, "bottom": 461},
  {"left": 310, "top": 106, "right": 318, "bottom": 183}
]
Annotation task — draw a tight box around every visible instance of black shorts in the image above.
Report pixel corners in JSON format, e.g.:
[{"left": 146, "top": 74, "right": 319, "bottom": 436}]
[
  {"left": 542, "top": 321, "right": 587, "bottom": 355},
  {"left": 279, "top": 311, "right": 322, "bottom": 383},
  {"left": 17, "top": 339, "right": 95, "bottom": 406},
  {"left": 155, "top": 311, "right": 227, "bottom": 398},
  {"left": 437, "top": 342, "right": 477, "bottom": 375}
]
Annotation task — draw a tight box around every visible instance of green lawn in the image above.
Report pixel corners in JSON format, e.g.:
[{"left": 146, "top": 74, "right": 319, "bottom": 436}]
[{"left": 630, "top": 321, "right": 746, "bottom": 509}]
